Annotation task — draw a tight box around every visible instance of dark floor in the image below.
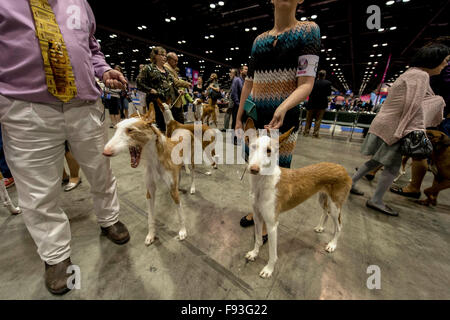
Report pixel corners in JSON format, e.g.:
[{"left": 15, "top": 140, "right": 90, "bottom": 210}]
[{"left": 0, "top": 112, "right": 449, "bottom": 299}]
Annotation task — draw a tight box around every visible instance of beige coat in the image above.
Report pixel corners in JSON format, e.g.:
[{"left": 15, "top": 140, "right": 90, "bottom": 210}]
[{"left": 369, "top": 67, "right": 445, "bottom": 145}]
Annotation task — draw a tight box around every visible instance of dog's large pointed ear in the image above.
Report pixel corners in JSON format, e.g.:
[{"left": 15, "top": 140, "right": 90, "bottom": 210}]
[
  {"left": 279, "top": 127, "right": 294, "bottom": 145},
  {"left": 155, "top": 98, "right": 165, "bottom": 112},
  {"left": 244, "top": 118, "right": 256, "bottom": 131},
  {"left": 147, "top": 102, "right": 156, "bottom": 123}
]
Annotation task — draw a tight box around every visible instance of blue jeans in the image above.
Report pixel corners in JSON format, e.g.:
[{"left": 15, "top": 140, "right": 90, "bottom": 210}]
[{"left": 0, "top": 125, "right": 12, "bottom": 178}]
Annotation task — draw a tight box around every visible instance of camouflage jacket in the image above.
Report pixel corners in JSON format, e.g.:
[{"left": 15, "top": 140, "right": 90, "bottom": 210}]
[{"left": 136, "top": 63, "right": 177, "bottom": 101}]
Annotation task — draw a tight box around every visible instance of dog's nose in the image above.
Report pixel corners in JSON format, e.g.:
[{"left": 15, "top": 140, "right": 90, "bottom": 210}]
[
  {"left": 249, "top": 165, "right": 260, "bottom": 175},
  {"left": 102, "top": 148, "right": 113, "bottom": 157}
]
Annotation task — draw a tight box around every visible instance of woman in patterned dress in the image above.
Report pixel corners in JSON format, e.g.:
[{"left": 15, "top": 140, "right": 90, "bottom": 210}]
[{"left": 235, "top": 0, "right": 320, "bottom": 237}]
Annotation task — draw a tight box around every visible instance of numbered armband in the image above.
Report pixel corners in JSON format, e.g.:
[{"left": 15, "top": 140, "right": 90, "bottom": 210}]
[{"left": 296, "top": 54, "right": 319, "bottom": 78}]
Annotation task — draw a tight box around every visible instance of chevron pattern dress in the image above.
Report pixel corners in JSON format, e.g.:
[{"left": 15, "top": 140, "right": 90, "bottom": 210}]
[{"left": 247, "top": 21, "right": 321, "bottom": 168}]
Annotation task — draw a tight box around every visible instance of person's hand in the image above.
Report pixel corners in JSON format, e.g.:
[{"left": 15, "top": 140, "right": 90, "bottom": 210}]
[
  {"left": 265, "top": 106, "right": 287, "bottom": 130},
  {"left": 178, "top": 89, "right": 185, "bottom": 95},
  {"left": 235, "top": 119, "right": 243, "bottom": 139},
  {"left": 150, "top": 89, "right": 158, "bottom": 95},
  {"left": 103, "top": 69, "right": 127, "bottom": 90}
]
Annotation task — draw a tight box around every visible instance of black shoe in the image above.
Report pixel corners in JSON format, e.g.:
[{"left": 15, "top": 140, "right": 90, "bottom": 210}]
[
  {"left": 365, "top": 174, "right": 375, "bottom": 181},
  {"left": 240, "top": 215, "right": 254, "bottom": 228},
  {"left": 44, "top": 258, "right": 73, "bottom": 295},
  {"left": 389, "top": 186, "right": 421, "bottom": 199},
  {"left": 350, "top": 187, "right": 364, "bottom": 196},
  {"left": 101, "top": 221, "right": 130, "bottom": 245},
  {"left": 366, "top": 200, "right": 399, "bottom": 216},
  {"left": 262, "top": 234, "right": 268, "bottom": 244}
]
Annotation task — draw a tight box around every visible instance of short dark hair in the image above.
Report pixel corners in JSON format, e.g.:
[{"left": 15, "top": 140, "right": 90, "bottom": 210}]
[
  {"left": 318, "top": 70, "right": 326, "bottom": 79},
  {"left": 410, "top": 43, "right": 450, "bottom": 69}
]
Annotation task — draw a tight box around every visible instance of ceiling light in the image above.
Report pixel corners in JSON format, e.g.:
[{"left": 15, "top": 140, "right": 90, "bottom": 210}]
[
  {"left": 218, "top": 1, "right": 225, "bottom": 6},
  {"left": 105, "top": 54, "right": 110, "bottom": 58},
  {"left": 386, "top": 1, "right": 395, "bottom": 5},
  {"left": 97, "top": 39, "right": 101, "bottom": 42},
  {"left": 252, "top": 27, "right": 257, "bottom": 31},
  {"left": 178, "top": 41, "right": 182, "bottom": 44},
  {"left": 390, "top": 26, "right": 397, "bottom": 30},
  {"left": 230, "top": 48, "right": 234, "bottom": 50},
  {"left": 245, "top": 28, "right": 250, "bottom": 32},
  {"left": 205, "top": 36, "right": 209, "bottom": 39},
  {"left": 142, "top": 25, "right": 147, "bottom": 29},
  {"left": 382, "top": 43, "right": 388, "bottom": 46},
  {"left": 210, "top": 3, "right": 216, "bottom": 8},
  {"left": 118, "top": 52, "right": 123, "bottom": 55},
  {"left": 235, "top": 47, "right": 239, "bottom": 50},
  {"left": 378, "top": 28, "right": 385, "bottom": 32},
  {"left": 120, "top": 61, "right": 125, "bottom": 64},
  {"left": 311, "top": 15, "right": 317, "bottom": 19},
  {"left": 321, "top": 49, "right": 325, "bottom": 52},
  {"left": 210, "top": 35, "right": 215, "bottom": 38},
  {"left": 165, "top": 18, "right": 170, "bottom": 22},
  {"left": 321, "top": 35, "right": 327, "bottom": 39},
  {"left": 370, "top": 54, "right": 375, "bottom": 57},
  {"left": 301, "top": 17, "right": 307, "bottom": 21},
  {"left": 377, "top": 54, "right": 382, "bottom": 57},
  {"left": 171, "top": 17, "right": 176, "bottom": 21},
  {"left": 138, "top": 27, "right": 142, "bottom": 30},
  {"left": 373, "top": 44, "right": 379, "bottom": 47}
]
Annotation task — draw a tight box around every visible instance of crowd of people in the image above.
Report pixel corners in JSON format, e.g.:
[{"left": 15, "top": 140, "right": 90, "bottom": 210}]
[{"left": 0, "top": 0, "right": 449, "bottom": 297}]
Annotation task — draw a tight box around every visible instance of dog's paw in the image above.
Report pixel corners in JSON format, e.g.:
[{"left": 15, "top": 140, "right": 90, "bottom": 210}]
[
  {"left": 314, "top": 226, "right": 325, "bottom": 233},
  {"left": 205, "top": 171, "right": 212, "bottom": 176},
  {"left": 177, "top": 228, "right": 187, "bottom": 241},
  {"left": 190, "top": 187, "right": 196, "bottom": 194},
  {"left": 245, "top": 250, "right": 258, "bottom": 261},
  {"left": 259, "top": 265, "right": 274, "bottom": 278},
  {"left": 145, "top": 234, "right": 156, "bottom": 246},
  {"left": 8, "top": 205, "right": 21, "bottom": 215},
  {"left": 325, "top": 242, "right": 337, "bottom": 253}
]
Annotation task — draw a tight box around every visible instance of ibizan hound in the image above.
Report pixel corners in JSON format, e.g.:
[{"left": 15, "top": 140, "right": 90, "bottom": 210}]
[
  {"left": 155, "top": 98, "right": 218, "bottom": 174},
  {"left": 0, "top": 172, "right": 21, "bottom": 215},
  {"left": 244, "top": 119, "right": 352, "bottom": 278},
  {"left": 103, "top": 105, "right": 195, "bottom": 245}
]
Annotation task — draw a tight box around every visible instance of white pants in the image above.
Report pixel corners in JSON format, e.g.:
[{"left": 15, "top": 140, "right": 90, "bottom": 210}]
[{"left": 0, "top": 95, "right": 120, "bottom": 265}]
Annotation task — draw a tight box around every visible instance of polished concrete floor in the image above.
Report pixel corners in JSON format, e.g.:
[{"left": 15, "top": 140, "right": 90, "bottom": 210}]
[{"left": 0, "top": 112, "right": 449, "bottom": 300}]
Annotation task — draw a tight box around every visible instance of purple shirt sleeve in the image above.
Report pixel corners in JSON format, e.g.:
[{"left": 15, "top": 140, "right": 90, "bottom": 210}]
[{"left": 86, "top": 3, "right": 111, "bottom": 80}]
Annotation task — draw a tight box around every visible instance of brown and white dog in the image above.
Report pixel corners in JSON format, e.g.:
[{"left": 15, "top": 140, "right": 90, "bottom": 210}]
[
  {"left": 103, "top": 105, "right": 196, "bottom": 245},
  {"left": 244, "top": 119, "right": 352, "bottom": 278},
  {"left": 201, "top": 99, "right": 218, "bottom": 127},
  {"left": 0, "top": 172, "right": 21, "bottom": 215},
  {"left": 155, "top": 98, "right": 218, "bottom": 173},
  {"left": 415, "top": 130, "right": 450, "bottom": 206}
]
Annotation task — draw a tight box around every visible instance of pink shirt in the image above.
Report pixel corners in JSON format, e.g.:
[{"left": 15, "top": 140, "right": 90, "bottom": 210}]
[
  {"left": 0, "top": 0, "right": 111, "bottom": 104},
  {"left": 369, "top": 67, "right": 445, "bottom": 145}
]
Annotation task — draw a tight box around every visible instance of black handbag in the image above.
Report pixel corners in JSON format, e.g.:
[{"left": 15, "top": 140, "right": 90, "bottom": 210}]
[{"left": 400, "top": 131, "right": 433, "bottom": 158}]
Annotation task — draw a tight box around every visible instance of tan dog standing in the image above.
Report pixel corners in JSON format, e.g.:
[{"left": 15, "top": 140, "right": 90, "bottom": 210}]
[{"left": 244, "top": 119, "right": 352, "bottom": 278}]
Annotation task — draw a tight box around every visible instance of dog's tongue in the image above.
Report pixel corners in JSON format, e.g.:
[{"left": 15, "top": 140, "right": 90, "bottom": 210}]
[{"left": 129, "top": 146, "right": 142, "bottom": 168}]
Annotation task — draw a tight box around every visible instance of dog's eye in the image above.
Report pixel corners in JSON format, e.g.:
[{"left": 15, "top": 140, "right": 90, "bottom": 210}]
[
  {"left": 126, "top": 128, "right": 135, "bottom": 134},
  {"left": 267, "top": 147, "right": 272, "bottom": 155}
]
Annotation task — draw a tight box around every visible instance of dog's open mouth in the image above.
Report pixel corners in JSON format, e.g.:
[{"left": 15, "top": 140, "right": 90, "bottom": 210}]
[{"left": 129, "top": 145, "right": 142, "bottom": 168}]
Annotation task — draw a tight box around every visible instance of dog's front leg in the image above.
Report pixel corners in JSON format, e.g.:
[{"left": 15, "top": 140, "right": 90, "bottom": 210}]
[
  {"left": 0, "top": 181, "right": 21, "bottom": 215},
  {"left": 260, "top": 217, "right": 278, "bottom": 279},
  {"left": 170, "top": 186, "right": 187, "bottom": 240},
  {"left": 245, "top": 206, "right": 263, "bottom": 261},
  {"left": 145, "top": 180, "right": 157, "bottom": 246}
]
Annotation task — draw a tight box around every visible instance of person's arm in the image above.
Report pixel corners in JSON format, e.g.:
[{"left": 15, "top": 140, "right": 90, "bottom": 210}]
[
  {"left": 235, "top": 79, "right": 254, "bottom": 132},
  {"left": 136, "top": 66, "right": 157, "bottom": 95},
  {"left": 85, "top": 3, "right": 126, "bottom": 89},
  {"left": 393, "top": 75, "right": 428, "bottom": 140},
  {"left": 265, "top": 76, "right": 315, "bottom": 129},
  {"left": 266, "top": 21, "right": 321, "bottom": 129}
]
